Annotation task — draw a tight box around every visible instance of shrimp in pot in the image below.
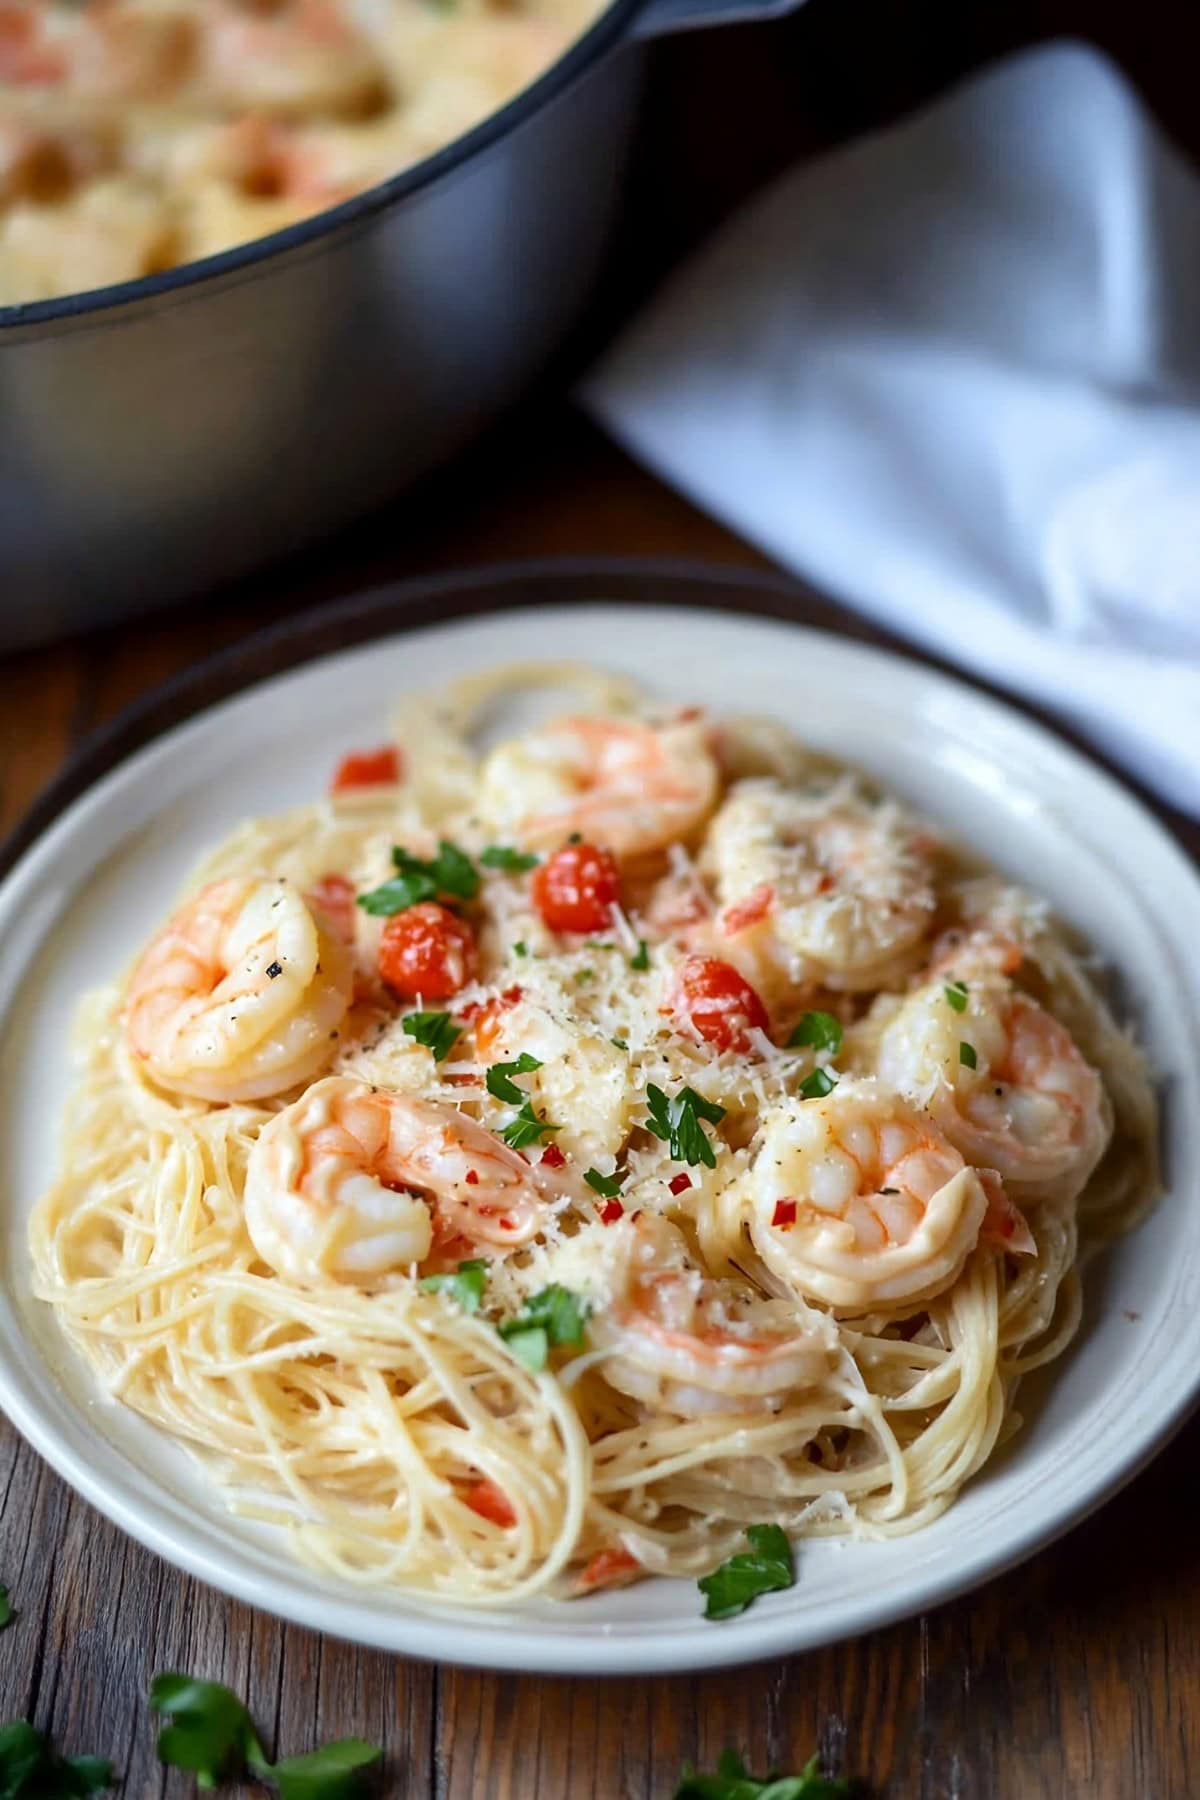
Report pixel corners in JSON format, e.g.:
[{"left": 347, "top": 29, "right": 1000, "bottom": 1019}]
[
  {"left": 478, "top": 712, "right": 720, "bottom": 861},
  {"left": 243, "top": 1077, "right": 571, "bottom": 1282},
  {"left": 0, "top": 2, "right": 197, "bottom": 100},
  {"left": 197, "top": 0, "right": 388, "bottom": 118},
  {"left": 587, "top": 1215, "right": 837, "bottom": 1417},
  {"left": 746, "top": 1078, "right": 1031, "bottom": 1312},
  {"left": 701, "top": 778, "right": 937, "bottom": 994},
  {"left": 123, "top": 877, "right": 353, "bottom": 1103},
  {"left": 874, "top": 970, "right": 1111, "bottom": 1204}
]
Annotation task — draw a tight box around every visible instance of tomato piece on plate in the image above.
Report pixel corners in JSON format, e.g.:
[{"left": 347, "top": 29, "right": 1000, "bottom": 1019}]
[
  {"left": 666, "top": 954, "right": 769, "bottom": 1054},
  {"left": 531, "top": 843, "right": 620, "bottom": 935},
  {"left": 378, "top": 903, "right": 476, "bottom": 1000},
  {"left": 331, "top": 744, "right": 402, "bottom": 791},
  {"left": 464, "top": 1479, "right": 517, "bottom": 1528},
  {"left": 575, "top": 1546, "right": 641, "bottom": 1593}
]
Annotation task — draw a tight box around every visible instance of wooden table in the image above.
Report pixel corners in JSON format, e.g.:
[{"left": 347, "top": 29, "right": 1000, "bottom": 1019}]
[
  {"left": 3, "top": 0, "right": 1200, "bottom": 1785},
  {"left": 1, "top": 412, "right": 1197, "bottom": 1799}
]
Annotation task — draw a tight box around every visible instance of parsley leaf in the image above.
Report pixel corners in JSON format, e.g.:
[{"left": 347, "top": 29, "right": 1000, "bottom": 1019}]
[
  {"left": 501, "top": 1326, "right": 548, "bottom": 1372},
  {"left": 0, "top": 1586, "right": 12, "bottom": 1632},
  {"left": 480, "top": 846, "right": 540, "bottom": 873},
  {"left": 402, "top": 1010, "right": 460, "bottom": 1063},
  {"left": 944, "top": 980, "right": 969, "bottom": 1013},
  {"left": 486, "top": 1053, "right": 543, "bottom": 1104},
  {"left": 500, "top": 1100, "right": 559, "bottom": 1151},
  {"left": 420, "top": 1259, "right": 489, "bottom": 1313},
  {"left": 151, "top": 1674, "right": 381, "bottom": 1799},
  {"left": 0, "top": 1721, "right": 113, "bottom": 1797},
  {"left": 151, "top": 1674, "right": 265, "bottom": 1787},
  {"left": 798, "top": 1067, "right": 837, "bottom": 1101},
  {"left": 611, "top": 1036, "right": 629, "bottom": 1051},
  {"left": 644, "top": 1084, "right": 726, "bottom": 1169},
  {"left": 674, "top": 1747, "right": 856, "bottom": 1799},
  {"left": 270, "top": 1739, "right": 382, "bottom": 1800},
  {"left": 513, "top": 941, "right": 529, "bottom": 959},
  {"left": 630, "top": 939, "right": 651, "bottom": 971},
  {"left": 959, "top": 1040, "right": 978, "bottom": 1069},
  {"left": 697, "top": 1524, "right": 795, "bottom": 1621},
  {"left": 584, "top": 1168, "right": 622, "bottom": 1199},
  {"left": 357, "top": 840, "right": 479, "bottom": 915},
  {"left": 499, "top": 1285, "right": 589, "bottom": 1370},
  {"left": 786, "top": 1011, "right": 843, "bottom": 1054}
]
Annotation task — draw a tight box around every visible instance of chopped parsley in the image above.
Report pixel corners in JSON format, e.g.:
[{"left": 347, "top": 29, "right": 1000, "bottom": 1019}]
[
  {"left": 644, "top": 1084, "right": 726, "bottom": 1169},
  {"left": 611, "top": 1036, "right": 629, "bottom": 1051},
  {"left": 357, "top": 839, "right": 479, "bottom": 915},
  {"left": 513, "top": 941, "right": 529, "bottom": 958},
  {"left": 959, "top": 1040, "right": 978, "bottom": 1069},
  {"left": 798, "top": 1067, "right": 838, "bottom": 1101},
  {"left": 486, "top": 1053, "right": 542, "bottom": 1104},
  {"left": 944, "top": 980, "right": 969, "bottom": 1013},
  {"left": 498, "top": 1285, "right": 589, "bottom": 1372},
  {"left": 584, "top": 1168, "right": 623, "bottom": 1199},
  {"left": 480, "top": 845, "right": 540, "bottom": 873},
  {"left": 576, "top": 968, "right": 594, "bottom": 983},
  {"left": 0, "top": 1720, "right": 112, "bottom": 1796},
  {"left": 697, "top": 1524, "right": 795, "bottom": 1621},
  {"left": 674, "top": 1748, "right": 856, "bottom": 1799},
  {"left": 151, "top": 1673, "right": 380, "bottom": 1799},
  {"left": 630, "top": 939, "right": 651, "bottom": 971},
  {"left": 786, "top": 1011, "right": 843, "bottom": 1054},
  {"left": 500, "top": 1101, "right": 559, "bottom": 1151},
  {"left": 420, "top": 1259, "right": 489, "bottom": 1313},
  {"left": 402, "top": 1010, "right": 460, "bottom": 1063}
]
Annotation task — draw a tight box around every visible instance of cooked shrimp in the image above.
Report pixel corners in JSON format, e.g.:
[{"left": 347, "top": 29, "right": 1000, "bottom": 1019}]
[
  {"left": 243, "top": 1076, "right": 569, "bottom": 1281},
  {"left": 478, "top": 712, "right": 720, "bottom": 861},
  {"left": 0, "top": 2, "right": 196, "bottom": 99},
  {"left": 123, "top": 877, "right": 353, "bottom": 1102},
  {"left": 745, "top": 1079, "right": 1016, "bottom": 1311},
  {"left": 473, "top": 991, "right": 633, "bottom": 1166},
  {"left": 587, "top": 1215, "right": 836, "bottom": 1417},
  {"left": 701, "top": 778, "right": 937, "bottom": 994},
  {"left": 875, "top": 972, "right": 1111, "bottom": 1202},
  {"left": 198, "top": 0, "right": 388, "bottom": 118}
]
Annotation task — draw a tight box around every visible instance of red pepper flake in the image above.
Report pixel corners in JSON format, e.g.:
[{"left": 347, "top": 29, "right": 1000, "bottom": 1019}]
[
  {"left": 540, "top": 1143, "right": 567, "bottom": 1169},
  {"left": 464, "top": 1169, "right": 479, "bottom": 1185},
  {"left": 500, "top": 985, "right": 524, "bottom": 1004},
  {"left": 722, "top": 883, "right": 774, "bottom": 936},
  {"left": 668, "top": 1173, "right": 693, "bottom": 1196},
  {"left": 772, "top": 1197, "right": 797, "bottom": 1228},
  {"left": 499, "top": 1216, "right": 517, "bottom": 1231},
  {"left": 599, "top": 1197, "right": 624, "bottom": 1224}
]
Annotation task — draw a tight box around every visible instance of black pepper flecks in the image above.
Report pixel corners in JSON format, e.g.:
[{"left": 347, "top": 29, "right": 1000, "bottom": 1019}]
[{"left": 265, "top": 960, "right": 283, "bottom": 979}]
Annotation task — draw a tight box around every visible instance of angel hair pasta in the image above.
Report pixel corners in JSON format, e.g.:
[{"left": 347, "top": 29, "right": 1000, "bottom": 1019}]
[{"left": 29, "top": 666, "right": 1159, "bottom": 1606}]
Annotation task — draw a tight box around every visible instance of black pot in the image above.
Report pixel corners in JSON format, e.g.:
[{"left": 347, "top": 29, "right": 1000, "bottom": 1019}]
[{"left": 0, "top": 0, "right": 801, "bottom": 646}]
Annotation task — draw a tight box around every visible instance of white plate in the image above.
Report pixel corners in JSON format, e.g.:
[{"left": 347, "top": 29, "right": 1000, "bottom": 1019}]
[{"left": 0, "top": 594, "right": 1195, "bottom": 1675}]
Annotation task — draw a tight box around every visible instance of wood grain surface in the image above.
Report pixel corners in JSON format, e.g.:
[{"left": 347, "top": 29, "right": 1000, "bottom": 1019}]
[{"left": 3, "top": 0, "right": 1200, "bottom": 1789}]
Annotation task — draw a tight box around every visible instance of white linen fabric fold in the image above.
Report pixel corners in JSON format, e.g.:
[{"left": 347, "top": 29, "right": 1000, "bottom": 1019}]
[{"left": 580, "top": 42, "right": 1200, "bottom": 814}]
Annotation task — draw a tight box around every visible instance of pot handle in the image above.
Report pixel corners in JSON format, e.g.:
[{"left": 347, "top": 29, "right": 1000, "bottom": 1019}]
[{"left": 630, "top": 0, "right": 808, "bottom": 39}]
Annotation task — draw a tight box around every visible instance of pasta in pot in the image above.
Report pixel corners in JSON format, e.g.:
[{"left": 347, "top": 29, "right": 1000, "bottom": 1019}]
[
  {"left": 0, "top": 0, "right": 604, "bottom": 304},
  {"left": 28, "top": 666, "right": 1160, "bottom": 1605}
]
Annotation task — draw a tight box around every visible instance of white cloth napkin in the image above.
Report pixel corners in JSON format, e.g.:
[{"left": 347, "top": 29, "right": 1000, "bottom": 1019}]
[{"left": 581, "top": 42, "right": 1200, "bottom": 815}]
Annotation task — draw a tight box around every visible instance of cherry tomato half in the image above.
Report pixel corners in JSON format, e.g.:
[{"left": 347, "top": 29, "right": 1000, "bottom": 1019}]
[
  {"left": 531, "top": 842, "right": 620, "bottom": 935},
  {"left": 667, "top": 954, "right": 769, "bottom": 1054},
  {"left": 378, "top": 902, "right": 476, "bottom": 1000}
]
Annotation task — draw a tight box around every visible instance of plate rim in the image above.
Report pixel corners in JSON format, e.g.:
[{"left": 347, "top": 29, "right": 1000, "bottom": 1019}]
[{"left": 0, "top": 558, "right": 1195, "bottom": 1675}]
